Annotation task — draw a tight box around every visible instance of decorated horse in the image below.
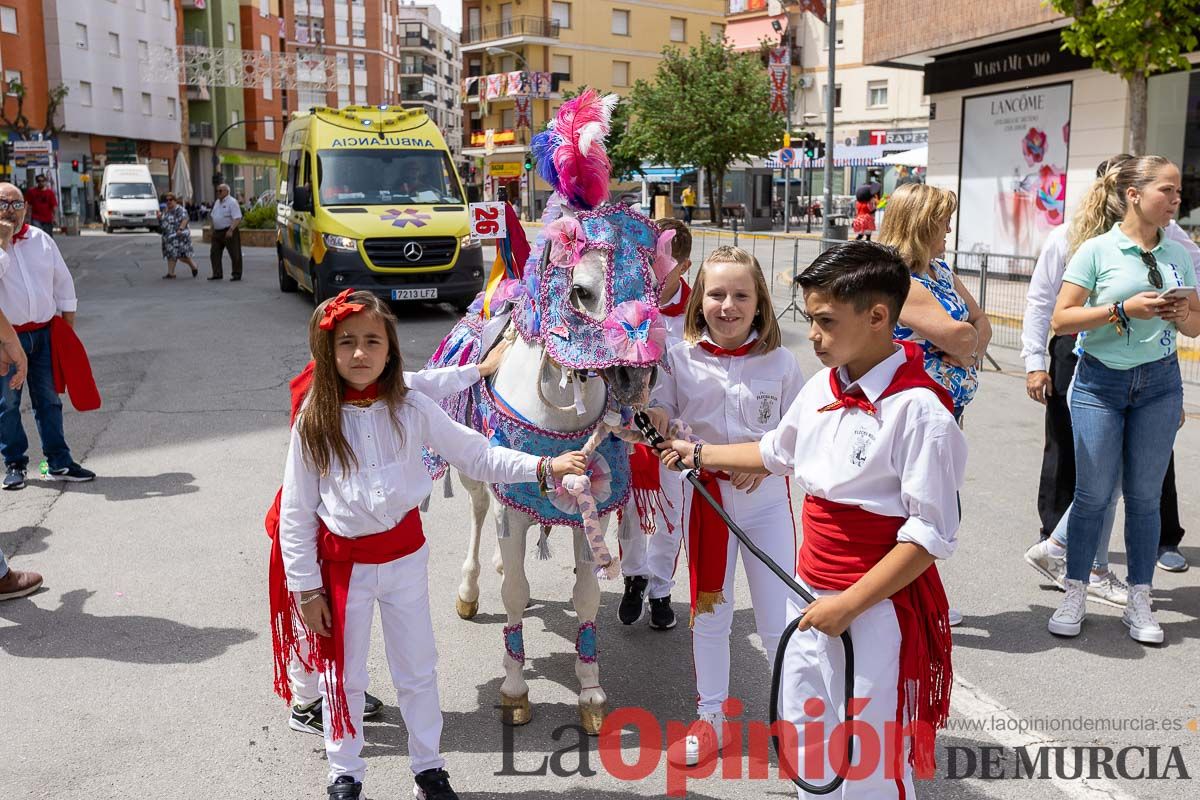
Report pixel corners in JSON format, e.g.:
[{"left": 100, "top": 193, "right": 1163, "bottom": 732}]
[{"left": 422, "top": 90, "right": 677, "bottom": 734}]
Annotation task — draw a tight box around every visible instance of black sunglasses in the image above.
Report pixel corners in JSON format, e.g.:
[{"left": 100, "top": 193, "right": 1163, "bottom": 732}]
[{"left": 1139, "top": 250, "right": 1164, "bottom": 290}]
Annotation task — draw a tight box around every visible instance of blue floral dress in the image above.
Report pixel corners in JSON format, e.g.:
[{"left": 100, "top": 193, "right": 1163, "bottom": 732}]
[{"left": 893, "top": 258, "right": 979, "bottom": 412}]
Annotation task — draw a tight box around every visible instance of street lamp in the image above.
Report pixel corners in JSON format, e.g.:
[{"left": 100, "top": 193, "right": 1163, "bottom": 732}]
[{"left": 486, "top": 46, "right": 534, "bottom": 221}]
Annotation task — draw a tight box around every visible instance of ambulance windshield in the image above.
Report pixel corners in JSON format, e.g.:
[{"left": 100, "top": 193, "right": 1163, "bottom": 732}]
[{"left": 317, "top": 150, "right": 464, "bottom": 206}]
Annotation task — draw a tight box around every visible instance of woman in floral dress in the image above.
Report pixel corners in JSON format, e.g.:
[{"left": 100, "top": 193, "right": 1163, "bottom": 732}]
[{"left": 160, "top": 193, "right": 198, "bottom": 279}]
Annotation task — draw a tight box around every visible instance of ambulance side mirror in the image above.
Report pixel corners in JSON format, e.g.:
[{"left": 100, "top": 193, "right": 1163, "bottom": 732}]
[{"left": 293, "top": 185, "right": 313, "bottom": 213}]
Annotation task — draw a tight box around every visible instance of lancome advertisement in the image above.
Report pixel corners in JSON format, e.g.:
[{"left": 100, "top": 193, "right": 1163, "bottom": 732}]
[{"left": 959, "top": 83, "right": 1072, "bottom": 260}]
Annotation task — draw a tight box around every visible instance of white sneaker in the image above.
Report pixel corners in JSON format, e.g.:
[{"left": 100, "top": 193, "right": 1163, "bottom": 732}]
[
  {"left": 672, "top": 711, "right": 724, "bottom": 767},
  {"left": 1087, "top": 570, "right": 1129, "bottom": 607},
  {"left": 1024, "top": 539, "right": 1066, "bottom": 589},
  {"left": 1122, "top": 584, "right": 1164, "bottom": 644},
  {"left": 947, "top": 608, "right": 963, "bottom": 627},
  {"left": 1048, "top": 579, "right": 1087, "bottom": 637}
]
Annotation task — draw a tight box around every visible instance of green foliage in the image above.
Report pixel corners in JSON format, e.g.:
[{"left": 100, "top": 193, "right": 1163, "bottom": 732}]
[
  {"left": 241, "top": 203, "right": 277, "bottom": 230},
  {"left": 1045, "top": 0, "right": 1199, "bottom": 80}
]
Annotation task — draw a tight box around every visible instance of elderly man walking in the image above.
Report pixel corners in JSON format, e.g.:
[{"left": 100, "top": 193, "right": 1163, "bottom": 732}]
[
  {"left": 209, "top": 183, "right": 243, "bottom": 281},
  {"left": 0, "top": 182, "right": 95, "bottom": 489}
]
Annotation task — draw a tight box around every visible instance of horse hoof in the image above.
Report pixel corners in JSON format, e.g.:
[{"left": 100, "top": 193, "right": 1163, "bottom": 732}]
[
  {"left": 500, "top": 692, "right": 533, "bottom": 726},
  {"left": 579, "top": 700, "right": 606, "bottom": 735},
  {"left": 455, "top": 597, "right": 478, "bottom": 620}
]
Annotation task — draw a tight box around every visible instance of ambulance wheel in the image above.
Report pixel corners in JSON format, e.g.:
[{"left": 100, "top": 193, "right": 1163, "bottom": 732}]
[
  {"left": 278, "top": 252, "right": 298, "bottom": 293},
  {"left": 310, "top": 264, "right": 331, "bottom": 305},
  {"left": 103, "top": 223, "right": 112, "bottom": 234}
]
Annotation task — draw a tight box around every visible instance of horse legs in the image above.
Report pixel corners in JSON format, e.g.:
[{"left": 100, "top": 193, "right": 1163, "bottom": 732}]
[
  {"left": 573, "top": 520, "right": 608, "bottom": 735},
  {"left": 455, "top": 473, "right": 489, "bottom": 620},
  {"left": 498, "top": 509, "right": 535, "bottom": 725}
]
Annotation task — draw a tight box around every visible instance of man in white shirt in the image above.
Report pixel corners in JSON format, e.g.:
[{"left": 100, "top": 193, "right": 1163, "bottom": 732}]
[
  {"left": 0, "top": 182, "right": 95, "bottom": 488},
  {"left": 209, "top": 183, "right": 243, "bottom": 281}
]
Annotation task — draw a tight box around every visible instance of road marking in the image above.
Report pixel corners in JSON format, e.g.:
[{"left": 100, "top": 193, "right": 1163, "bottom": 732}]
[{"left": 951, "top": 675, "right": 1139, "bottom": 799}]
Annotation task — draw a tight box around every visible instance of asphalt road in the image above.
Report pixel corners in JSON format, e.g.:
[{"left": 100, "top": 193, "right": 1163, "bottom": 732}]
[{"left": 2, "top": 229, "right": 1198, "bottom": 799}]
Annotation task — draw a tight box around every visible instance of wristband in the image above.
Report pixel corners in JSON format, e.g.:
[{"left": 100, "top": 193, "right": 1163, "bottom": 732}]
[{"left": 693, "top": 442, "right": 704, "bottom": 470}]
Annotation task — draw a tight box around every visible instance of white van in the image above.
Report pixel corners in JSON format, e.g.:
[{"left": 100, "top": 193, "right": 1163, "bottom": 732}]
[{"left": 99, "top": 164, "right": 160, "bottom": 233}]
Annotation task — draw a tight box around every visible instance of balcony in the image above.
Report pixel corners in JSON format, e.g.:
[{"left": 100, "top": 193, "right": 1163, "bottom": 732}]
[
  {"left": 183, "top": 29, "right": 208, "bottom": 47},
  {"left": 188, "top": 121, "right": 214, "bottom": 142},
  {"left": 461, "top": 16, "right": 560, "bottom": 52}
]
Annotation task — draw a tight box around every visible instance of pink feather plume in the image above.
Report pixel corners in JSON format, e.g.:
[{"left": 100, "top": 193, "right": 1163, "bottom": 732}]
[{"left": 552, "top": 89, "right": 617, "bottom": 210}]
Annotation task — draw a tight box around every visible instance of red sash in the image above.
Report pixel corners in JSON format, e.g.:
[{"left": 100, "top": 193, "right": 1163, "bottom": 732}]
[
  {"left": 686, "top": 469, "right": 732, "bottom": 620},
  {"left": 12, "top": 317, "right": 101, "bottom": 411},
  {"left": 659, "top": 281, "right": 691, "bottom": 317},
  {"left": 798, "top": 496, "right": 952, "bottom": 780}
]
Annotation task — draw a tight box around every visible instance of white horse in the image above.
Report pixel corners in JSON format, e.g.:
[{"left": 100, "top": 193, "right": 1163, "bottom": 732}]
[{"left": 453, "top": 244, "right": 656, "bottom": 735}]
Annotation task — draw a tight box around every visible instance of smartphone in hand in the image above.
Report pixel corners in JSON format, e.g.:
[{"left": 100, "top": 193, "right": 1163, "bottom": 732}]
[{"left": 1158, "top": 286, "right": 1198, "bottom": 301}]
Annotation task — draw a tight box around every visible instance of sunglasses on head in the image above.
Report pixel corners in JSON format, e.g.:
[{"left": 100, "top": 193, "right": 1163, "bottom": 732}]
[{"left": 1139, "top": 250, "right": 1164, "bottom": 290}]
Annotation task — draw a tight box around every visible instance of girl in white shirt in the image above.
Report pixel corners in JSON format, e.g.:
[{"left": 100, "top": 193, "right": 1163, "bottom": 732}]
[
  {"left": 277, "top": 290, "right": 585, "bottom": 800},
  {"left": 649, "top": 246, "right": 805, "bottom": 766}
]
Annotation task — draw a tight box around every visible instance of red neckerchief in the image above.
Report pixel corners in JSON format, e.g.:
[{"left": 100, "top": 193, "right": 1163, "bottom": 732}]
[
  {"left": 11, "top": 223, "right": 30, "bottom": 243},
  {"left": 819, "top": 341, "right": 953, "bottom": 416},
  {"left": 659, "top": 281, "right": 691, "bottom": 317},
  {"left": 342, "top": 382, "right": 379, "bottom": 403},
  {"left": 697, "top": 337, "right": 756, "bottom": 358}
]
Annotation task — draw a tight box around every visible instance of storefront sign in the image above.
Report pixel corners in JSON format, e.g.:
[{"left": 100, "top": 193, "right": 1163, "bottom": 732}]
[
  {"left": 958, "top": 82, "right": 1072, "bottom": 260},
  {"left": 925, "top": 31, "right": 1091, "bottom": 95},
  {"left": 488, "top": 162, "right": 523, "bottom": 178},
  {"left": 858, "top": 128, "right": 928, "bottom": 146}
]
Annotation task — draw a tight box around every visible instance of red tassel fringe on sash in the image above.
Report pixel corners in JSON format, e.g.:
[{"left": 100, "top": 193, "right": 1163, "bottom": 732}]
[{"left": 798, "top": 495, "right": 952, "bottom": 779}]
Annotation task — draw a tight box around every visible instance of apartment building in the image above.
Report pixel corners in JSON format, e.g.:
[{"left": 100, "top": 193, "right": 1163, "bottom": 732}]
[
  {"left": 460, "top": 0, "right": 727, "bottom": 207},
  {"left": 397, "top": 4, "right": 463, "bottom": 163},
  {"left": 862, "top": 0, "right": 1200, "bottom": 258},
  {"left": 726, "top": 0, "right": 929, "bottom": 199}
]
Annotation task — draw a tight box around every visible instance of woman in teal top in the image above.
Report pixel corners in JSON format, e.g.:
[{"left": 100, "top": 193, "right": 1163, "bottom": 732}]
[{"left": 1049, "top": 155, "right": 1200, "bottom": 645}]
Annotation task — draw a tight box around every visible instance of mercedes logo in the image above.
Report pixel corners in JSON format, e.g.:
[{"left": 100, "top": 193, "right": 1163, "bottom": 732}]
[{"left": 403, "top": 242, "right": 424, "bottom": 262}]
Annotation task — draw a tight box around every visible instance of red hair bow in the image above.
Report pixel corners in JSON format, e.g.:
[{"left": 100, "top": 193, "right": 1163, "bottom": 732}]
[{"left": 318, "top": 289, "right": 365, "bottom": 330}]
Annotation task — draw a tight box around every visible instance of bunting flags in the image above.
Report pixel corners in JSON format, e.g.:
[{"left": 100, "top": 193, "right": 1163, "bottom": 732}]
[
  {"left": 485, "top": 74, "right": 506, "bottom": 100},
  {"left": 531, "top": 71, "right": 553, "bottom": 98},
  {"left": 768, "top": 46, "right": 790, "bottom": 115},
  {"left": 514, "top": 96, "right": 532, "bottom": 129},
  {"left": 506, "top": 71, "right": 530, "bottom": 97}
]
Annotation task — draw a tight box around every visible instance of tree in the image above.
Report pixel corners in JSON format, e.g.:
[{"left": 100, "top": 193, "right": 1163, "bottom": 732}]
[
  {"left": 557, "top": 87, "right": 644, "bottom": 181},
  {"left": 1046, "top": 0, "right": 1199, "bottom": 154},
  {"left": 620, "top": 35, "right": 786, "bottom": 227},
  {"left": 0, "top": 79, "right": 70, "bottom": 141}
]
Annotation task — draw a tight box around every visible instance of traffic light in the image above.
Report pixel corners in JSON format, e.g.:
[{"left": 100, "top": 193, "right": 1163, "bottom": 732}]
[
  {"left": 71, "top": 159, "right": 81, "bottom": 173},
  {"left": 816, "top": 140, "right": 826, "bottom": 160},
  {"left": 782, "top": 131, "right": 791, "bottom": 149},
  {"left": 523, "top": 153, "right": 534, "bottom": 172},
  {"left": 802, "top": 134, "right": 816, "bottom": 159}
]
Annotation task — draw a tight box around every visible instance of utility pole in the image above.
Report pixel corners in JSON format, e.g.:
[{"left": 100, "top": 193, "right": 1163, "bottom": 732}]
[
  {"left": 821, "top": 0, "right": 836, "bottom": 242},
  {"left": 783, "top": 24, "right": 793, "bottom": 234}
]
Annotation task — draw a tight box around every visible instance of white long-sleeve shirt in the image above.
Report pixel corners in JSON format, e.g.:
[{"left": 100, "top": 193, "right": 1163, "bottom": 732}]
[
  {"left": 1021, "top": 220, "right": 1200, "bottom": 372},
  {"left": 405, "top": 365, "right": 478, "bottom": 400},
  {"left": 759, "top": 346, "right": 967, "bottom": 560},
  {"left": 651, "top": 335, "right": 805, "bottom": 446},
  {"left": 0, "top": 226, "right": 78, "bottom": 326},
  {"left": 280, "top": 390, "right": 540, "bottom": 591}
]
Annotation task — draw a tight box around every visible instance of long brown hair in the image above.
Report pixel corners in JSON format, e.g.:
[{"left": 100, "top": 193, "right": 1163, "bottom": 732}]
[
  {"left": 297, "top": 291, "right": 407, "bottom": 476},
  {"left": 1068, "top": 154, "right": 1170, "bottom": 257},
  {"left": 876, "top": 183, "right": 958, "bottom": 274},
  {"left": 683, "top": 245, "right": 781, "bottom": 354}
]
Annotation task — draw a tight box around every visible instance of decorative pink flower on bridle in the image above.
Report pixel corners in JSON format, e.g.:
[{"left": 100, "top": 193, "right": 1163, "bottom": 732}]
[
  {"left": 545, "top": 217, "right": 586, "bottom": 268},
  {"left": 652, "top": 228, "right": 677, "bottom": 285},
  {"left": 549, "top": 453, "right": 613, "bottom": 514},
  {"left": 602, "top": 300, "right": 667, "bottom": 364},
  {"left": 318, "top": 288, "right": 365, "bottom": 330}
]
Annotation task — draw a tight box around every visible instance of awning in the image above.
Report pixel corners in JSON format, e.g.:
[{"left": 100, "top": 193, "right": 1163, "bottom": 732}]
[
  {"left": 804, "top": 144, "right": 891, "bottom": 168},
  {"left": 726, "top": 15, "right": 786, "bottom": 52},
  {"left": 630, "top": 165, "right": 696, "bottom": 181},
  {"left": 877, "top": 146, "right": 927, "bottom": 167}
]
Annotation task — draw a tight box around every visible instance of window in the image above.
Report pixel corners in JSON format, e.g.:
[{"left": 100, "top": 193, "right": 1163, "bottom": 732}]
[
  {"left": 551, "top": 2, "right": 570, "bottom": 29},
  {"left": 112, "top": 87, "right": 124, "bottom": 110},
  {"left": 161, "top": 0, "right": 171, "bottom": 20},
  {"left": 868, "top": 80, "right": 888, "bottom": 107},
  {"left": 611, "top": 9, "right": 629, "bottom": 36},
  {"left": 670, "top": 17, "right": 685, "bottom": 42},
  {"left": 264, "top": 116, "right": 276, "bottom": 140},
  {"left": 823, "top": 19, "right": 844, "bottom": 48},
  {"left": 551, "top": 54, "right": 571, "bottom": 81},
  {"left": 141, "top": 92, "right": 152, "bottom": 115},
  {"left": 79, "top": 81, "right": 93, "bottom": 106},
  {"left": 467, "top": 7, "right": 480, "bottom": 37},
  {"left": 167, "top": 97, "right": 176, "bottom": 119},
  {"left": 824, "top": 83, "right": 842, "bottom": 110},
  {"left": 612, "top": 60, "right": 629, "bottom": 88},
  {"left": 0, "top": 6, "right": 17, "bottom": 34},
  {"left": 138, "top": 40, "right": 149, "bottom": 61},
  {"left": 354, "top": 86, "right": 365, "bottom": 104},
  {"left": 259, "top": 0, "right": 270, "bottom": 14},
  {"left": 226, "top": 22, "right": 236, "bottom": 43},
  {"left": 352, "top": 23, "right": 366, "bottom": 45},
  {"left": 75, "top": 22, "right": 88, "bottom": 49},
  {"left": 710, "top": 23, "right": 725, "bottom": 41},
  {"left": 4, "top": 70, "right": 21, "bottom": 96},
  {"left": 261, "top": 35, "right": 273, "bottom": 99},
  {"left": 108, "top": 32, "right": 120, "bottom": 56},
  {"left": 231, "top": 109, "right": 239, "bottom": 125},
  {"left": 501, "top": 108, "right": 514, "bottom": 129},
  {"left": 335, "top": 18, "right": 347, "bottom": 43}
]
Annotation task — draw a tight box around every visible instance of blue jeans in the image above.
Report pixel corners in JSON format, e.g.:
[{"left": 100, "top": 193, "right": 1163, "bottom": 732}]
[
  {"left": 0, "top": 546, "right": 8, "bottom": 579},
  {"left": 1066, "top": 353, "right": 1182, "bottom": 586},
  {"left": 0, "top": 326, "right": 73, "bottom": 470}
]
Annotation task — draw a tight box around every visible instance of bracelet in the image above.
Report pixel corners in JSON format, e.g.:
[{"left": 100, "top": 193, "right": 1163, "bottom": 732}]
[
  {"left": 693, "top": 442, "right": 704, "bottom": 470},
  {"left": 299, "top": 591, "right": 325, "bottom": 606},
  {"left": 537, "top": 456, "right": 553, "bottom": 495}
]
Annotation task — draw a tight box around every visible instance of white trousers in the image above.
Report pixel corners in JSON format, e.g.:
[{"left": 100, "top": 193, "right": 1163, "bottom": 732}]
[
  {"left": 321, "top": 543, "right": 445, "bottom": 784},
  {"left": 779, "top": 580, "right": 914, "bottom": 800},
  {"left": 619, "top": 468, "right": 685, "bottom": 599},
  {"left": 686, "top": 475, "right": 797, "bottom": 715}
]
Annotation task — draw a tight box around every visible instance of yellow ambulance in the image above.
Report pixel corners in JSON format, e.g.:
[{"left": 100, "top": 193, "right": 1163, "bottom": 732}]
[{"left": 276, "top": 105, "right": 483, "bottom": 309}]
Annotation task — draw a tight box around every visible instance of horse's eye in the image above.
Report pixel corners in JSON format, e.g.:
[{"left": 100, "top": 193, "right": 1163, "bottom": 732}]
[{"left": 571, "top": 285, "right": 594, "bottom": 303}]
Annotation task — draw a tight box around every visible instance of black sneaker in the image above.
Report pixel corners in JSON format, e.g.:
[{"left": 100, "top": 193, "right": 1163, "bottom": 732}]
[
  {"left": 618, "top": 575, "right": 649, "bottom": 625},
  {"left": 326, "top": 776, "right": 362, "bottom": 800},
  {"left": 3, "top": 464, "right": 26, "bottom": 491},
  {"left": 363, "top": 691, "right": 383, "bottom": 718},
  {"left": 46, "top": 463, "right": 95, "bottom": 482},
  {"left": 649, "top": 595, "right": 677, "bottom": 630},
  {"left": 289, "top": 698, "right": 323, "bottom": 735},
  {"left": 413, "top": 768, "right": 458, "bottom": 800}
]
